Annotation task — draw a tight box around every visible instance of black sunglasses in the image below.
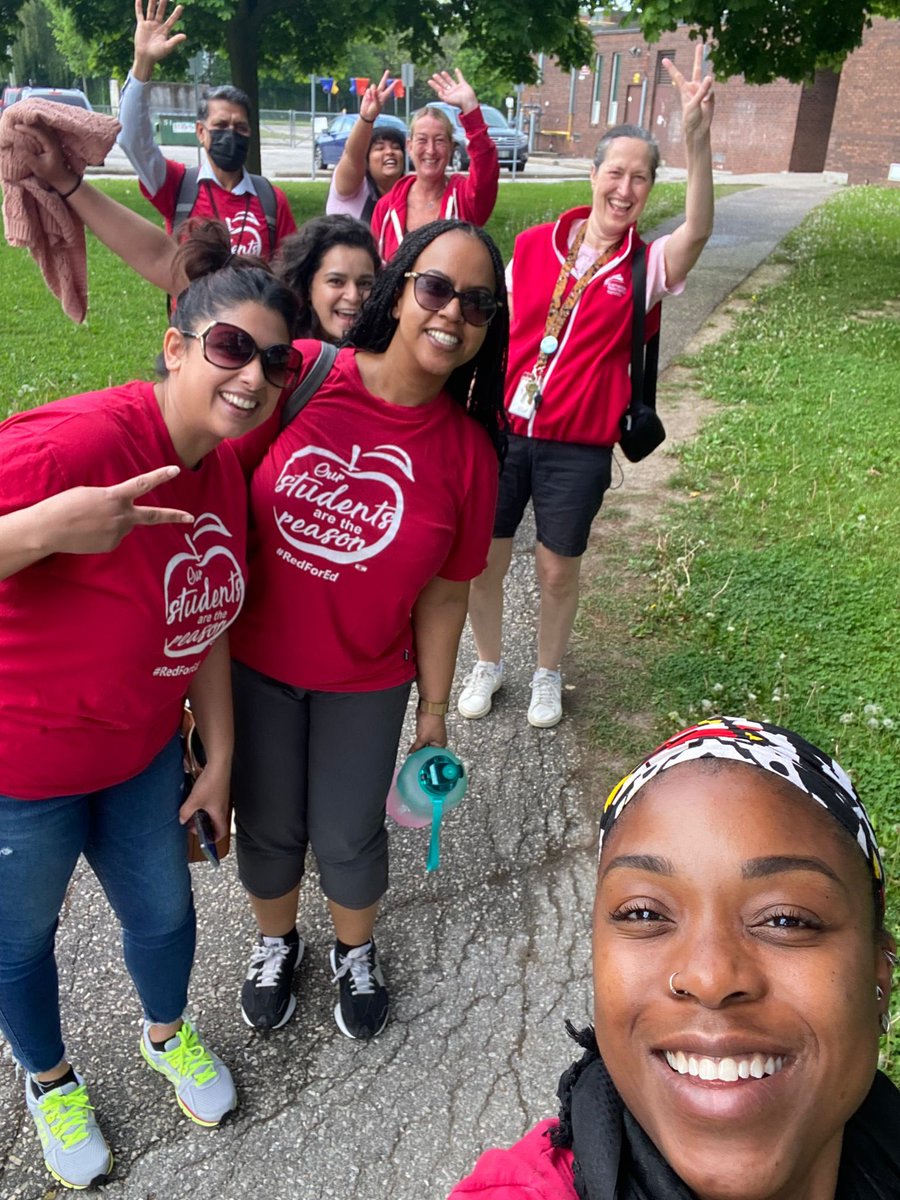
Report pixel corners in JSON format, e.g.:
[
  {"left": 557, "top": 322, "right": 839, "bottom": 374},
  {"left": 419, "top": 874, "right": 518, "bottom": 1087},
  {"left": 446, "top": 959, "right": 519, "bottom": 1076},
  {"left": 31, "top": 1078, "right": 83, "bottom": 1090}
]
[
  {"left": 404, "top": 272, "right": 499, "bottom": 327},
  {"left": 179, "top": 321, "right": 302, "bottom": 388}
]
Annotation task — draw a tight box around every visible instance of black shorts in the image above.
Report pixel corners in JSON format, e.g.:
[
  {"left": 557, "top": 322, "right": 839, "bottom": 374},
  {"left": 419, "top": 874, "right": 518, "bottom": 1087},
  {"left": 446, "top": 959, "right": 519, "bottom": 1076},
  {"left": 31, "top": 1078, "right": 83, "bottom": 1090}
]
[
  {"left": 493, "top": 433, "right": 613, "bottom": 558},
  {"left": 230, "top": 659, "right": 412, "bottom": 908}
]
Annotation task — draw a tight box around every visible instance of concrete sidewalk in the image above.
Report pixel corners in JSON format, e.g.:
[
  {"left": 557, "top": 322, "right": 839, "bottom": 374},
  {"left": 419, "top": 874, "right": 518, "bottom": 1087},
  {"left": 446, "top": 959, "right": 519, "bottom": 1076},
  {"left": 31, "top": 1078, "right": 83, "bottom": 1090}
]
[{"left": 0, "top": 178, "right": 841, "bottom": 1200}]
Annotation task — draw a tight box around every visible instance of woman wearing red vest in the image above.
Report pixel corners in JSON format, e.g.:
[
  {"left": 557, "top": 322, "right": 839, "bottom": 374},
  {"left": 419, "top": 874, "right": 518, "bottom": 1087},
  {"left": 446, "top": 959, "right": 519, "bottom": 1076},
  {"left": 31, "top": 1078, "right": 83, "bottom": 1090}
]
[{"left": 458, "top": 47, "right": 716, "bottom": 730}]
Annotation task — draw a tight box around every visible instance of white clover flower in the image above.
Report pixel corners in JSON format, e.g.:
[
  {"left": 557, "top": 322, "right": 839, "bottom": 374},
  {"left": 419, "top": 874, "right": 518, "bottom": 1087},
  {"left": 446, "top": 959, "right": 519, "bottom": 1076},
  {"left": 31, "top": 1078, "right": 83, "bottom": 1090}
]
[
  {"left": 747, "top": 692, "right": 758, "bottom": 703},
  {"left": 839, "top": 712, "right": 855, "bottom": 725},
  {"left": 712, "top": 683, "right": 724, "bottom": 694},
  {"left": 701, "top": 699, "right": 714, "bottom": 712},
  {"left": 883, "top": 718, "right": 895, "bottom": 730}
]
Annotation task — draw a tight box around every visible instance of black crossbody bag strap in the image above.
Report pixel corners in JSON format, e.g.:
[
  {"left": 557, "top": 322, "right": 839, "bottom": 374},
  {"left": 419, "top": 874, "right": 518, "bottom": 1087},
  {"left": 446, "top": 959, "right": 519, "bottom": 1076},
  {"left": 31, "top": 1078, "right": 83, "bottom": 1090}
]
[
  {"left": 280, "top": 341, "right": 338, "bottom": 429},
  {"left": 628, "top": 241, "right": 661, "bottom": 412}
]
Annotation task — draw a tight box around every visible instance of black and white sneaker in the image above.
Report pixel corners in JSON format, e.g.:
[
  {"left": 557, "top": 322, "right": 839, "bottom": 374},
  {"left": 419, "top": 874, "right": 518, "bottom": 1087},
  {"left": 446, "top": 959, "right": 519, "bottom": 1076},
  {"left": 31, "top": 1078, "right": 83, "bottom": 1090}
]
[
  {"left": 329, "top": 941, "right": 389, "bottom": 1040},
  {"left": 241, "top": 932, "right": 304, "bottom": 1030}
]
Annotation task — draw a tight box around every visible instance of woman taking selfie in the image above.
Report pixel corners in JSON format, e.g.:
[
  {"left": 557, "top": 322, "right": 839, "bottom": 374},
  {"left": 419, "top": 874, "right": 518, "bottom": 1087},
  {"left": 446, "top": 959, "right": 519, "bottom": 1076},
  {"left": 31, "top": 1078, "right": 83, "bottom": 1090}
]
[
  {"left": 451, "top": 717, "right": 900, "bottom": 1199},
  {"left": 0, "top": 228, "right": 299, "bottom": 1189}
]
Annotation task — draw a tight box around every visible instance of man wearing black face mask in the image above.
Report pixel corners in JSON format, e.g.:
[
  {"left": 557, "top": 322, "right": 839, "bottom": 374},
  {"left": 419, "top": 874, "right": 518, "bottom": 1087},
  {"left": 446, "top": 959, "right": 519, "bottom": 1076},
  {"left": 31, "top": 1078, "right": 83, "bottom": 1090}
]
[{"left": 117, "top": 0, "right": 296, "bottom": 259}]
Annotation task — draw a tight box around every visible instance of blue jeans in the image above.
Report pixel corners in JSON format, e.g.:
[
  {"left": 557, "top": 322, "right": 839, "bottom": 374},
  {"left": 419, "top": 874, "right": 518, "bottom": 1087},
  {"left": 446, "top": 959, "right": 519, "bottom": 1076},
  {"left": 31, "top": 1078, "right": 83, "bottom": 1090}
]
[{"left": 0, "top": 737, "right": 196, "bottom": 1073}]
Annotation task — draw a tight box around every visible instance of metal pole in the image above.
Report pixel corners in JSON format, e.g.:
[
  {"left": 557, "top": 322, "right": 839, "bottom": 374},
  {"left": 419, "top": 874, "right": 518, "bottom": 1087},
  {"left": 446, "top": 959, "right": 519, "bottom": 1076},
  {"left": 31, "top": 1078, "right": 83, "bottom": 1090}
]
[{"left": 312, "top": 76, "right": 319, "bottom": 180}]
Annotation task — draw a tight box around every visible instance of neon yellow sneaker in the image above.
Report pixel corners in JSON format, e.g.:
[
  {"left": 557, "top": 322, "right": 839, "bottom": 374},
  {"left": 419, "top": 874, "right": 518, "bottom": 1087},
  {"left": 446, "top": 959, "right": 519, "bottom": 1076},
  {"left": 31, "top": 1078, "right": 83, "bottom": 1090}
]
[
  {"left": 140, "top": 1019, "right": 237, "bottom": 1127},
  {"left": 25, "top": 1072, "right": 113, "bottom": 1189}
]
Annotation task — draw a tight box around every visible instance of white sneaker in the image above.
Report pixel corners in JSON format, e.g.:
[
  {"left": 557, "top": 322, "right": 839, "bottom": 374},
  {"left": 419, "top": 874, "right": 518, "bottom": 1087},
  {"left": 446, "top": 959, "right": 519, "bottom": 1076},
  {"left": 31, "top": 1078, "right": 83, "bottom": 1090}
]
[
  {"left": 457, "top": 660, "right": 504, "bottom": 719},
  {"left": 528, "top": 669, "right": 563, "bottom": 728}
]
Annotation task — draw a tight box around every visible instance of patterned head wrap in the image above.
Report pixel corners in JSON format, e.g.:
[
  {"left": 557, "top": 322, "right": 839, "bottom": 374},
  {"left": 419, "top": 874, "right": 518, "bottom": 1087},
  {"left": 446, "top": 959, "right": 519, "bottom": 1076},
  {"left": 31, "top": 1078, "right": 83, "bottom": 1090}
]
[{"left": 600, "top": 717, "right": 884, "bottom": 916}]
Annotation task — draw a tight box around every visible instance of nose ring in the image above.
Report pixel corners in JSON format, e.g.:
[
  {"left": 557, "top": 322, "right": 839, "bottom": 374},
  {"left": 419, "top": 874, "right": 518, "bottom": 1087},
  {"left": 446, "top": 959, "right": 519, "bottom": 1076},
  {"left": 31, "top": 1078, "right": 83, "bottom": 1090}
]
[{"left": 669, "top": 972, "right": 688, "bottom": 997}]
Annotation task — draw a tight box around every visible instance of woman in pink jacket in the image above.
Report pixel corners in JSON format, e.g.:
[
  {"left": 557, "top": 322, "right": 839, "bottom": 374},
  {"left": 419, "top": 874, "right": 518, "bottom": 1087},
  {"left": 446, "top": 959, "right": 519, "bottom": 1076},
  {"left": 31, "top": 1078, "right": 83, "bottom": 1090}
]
[
  {"left": 450, "top": 718, "right": 900, "bottom": 1200},
  {"left": 371, "top": 69, "right": 499, "bottom": 262}
]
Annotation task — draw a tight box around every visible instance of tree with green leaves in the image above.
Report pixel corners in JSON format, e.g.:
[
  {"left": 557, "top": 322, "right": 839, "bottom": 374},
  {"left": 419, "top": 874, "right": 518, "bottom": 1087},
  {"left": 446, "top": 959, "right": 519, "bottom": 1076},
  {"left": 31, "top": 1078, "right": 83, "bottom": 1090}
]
[
  {"left": 31, "top": 0, "right": 593, "bottom": 170},
  {"left": 605, "top": 0, "right": 899, "bottom": 85},
  {"left": 9, "top": 0, "right": 70, "bottom": 85}
]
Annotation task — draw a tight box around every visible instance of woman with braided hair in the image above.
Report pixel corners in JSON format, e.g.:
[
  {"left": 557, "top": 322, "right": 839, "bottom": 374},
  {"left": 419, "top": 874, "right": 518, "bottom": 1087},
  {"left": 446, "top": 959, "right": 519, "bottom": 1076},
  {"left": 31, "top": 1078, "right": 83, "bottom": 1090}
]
[
  {"left": 229, "top": 219, "right": 508, "bottom": 1040},
  {"left": 450, "top": 717, "right": 900, "bottom": 1200}
]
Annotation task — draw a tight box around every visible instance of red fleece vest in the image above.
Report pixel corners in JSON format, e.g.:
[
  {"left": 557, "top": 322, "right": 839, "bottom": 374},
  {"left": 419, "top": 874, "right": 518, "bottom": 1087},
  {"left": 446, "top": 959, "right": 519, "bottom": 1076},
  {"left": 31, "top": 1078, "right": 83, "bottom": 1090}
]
[{"left": 505, "top": 208, "right": 660, "bottom": 447}]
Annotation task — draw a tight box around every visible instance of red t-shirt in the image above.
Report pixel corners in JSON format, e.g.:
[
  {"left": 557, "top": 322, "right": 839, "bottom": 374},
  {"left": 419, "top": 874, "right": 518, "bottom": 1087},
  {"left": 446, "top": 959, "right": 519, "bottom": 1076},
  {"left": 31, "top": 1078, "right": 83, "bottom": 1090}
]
[
  {"left": 142, "top": 160, "right": 297, "bottom": 258},
  {"left": 230, "top": 343, "right": 499, "bottom": 692},
  {"left": 0, "top": 382, "right": 248, "bottom": 799}
]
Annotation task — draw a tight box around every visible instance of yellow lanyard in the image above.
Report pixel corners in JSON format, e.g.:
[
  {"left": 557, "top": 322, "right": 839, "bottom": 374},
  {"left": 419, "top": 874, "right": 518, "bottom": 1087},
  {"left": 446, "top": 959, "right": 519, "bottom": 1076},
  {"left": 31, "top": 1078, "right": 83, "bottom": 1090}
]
[{"left": 533, "top": 224, "right": 622, "bottom": 382}]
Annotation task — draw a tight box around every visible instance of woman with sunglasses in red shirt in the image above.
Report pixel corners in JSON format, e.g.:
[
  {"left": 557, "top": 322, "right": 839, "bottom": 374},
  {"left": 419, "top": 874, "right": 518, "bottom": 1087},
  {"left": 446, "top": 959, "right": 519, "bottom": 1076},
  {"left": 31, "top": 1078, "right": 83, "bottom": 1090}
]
[
  {"left": 227, "top": 219, "right": 507, "bottom": 1041},
  {"left": 0, "top": 226, "right": 299, "bottom": 1190}
]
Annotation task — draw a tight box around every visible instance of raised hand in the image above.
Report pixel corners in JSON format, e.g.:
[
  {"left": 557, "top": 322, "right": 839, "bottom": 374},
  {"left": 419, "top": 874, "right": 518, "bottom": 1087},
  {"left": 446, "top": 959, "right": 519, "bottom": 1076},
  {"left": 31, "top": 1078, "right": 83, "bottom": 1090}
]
[
  {"left": 132, "top": 0, "right": 186, "bottom": 81},
  {"left": 359, "top": 70, "right": 398, "bottom": 124},
  {"left": 42, "top": 465, "right": 193, "bottom": 556},
  {"left": 663, "top": 43, "right": 714, "bottom": 141},
  {"left": 428, "top": 68, "right": 478, "bottom": 115}
]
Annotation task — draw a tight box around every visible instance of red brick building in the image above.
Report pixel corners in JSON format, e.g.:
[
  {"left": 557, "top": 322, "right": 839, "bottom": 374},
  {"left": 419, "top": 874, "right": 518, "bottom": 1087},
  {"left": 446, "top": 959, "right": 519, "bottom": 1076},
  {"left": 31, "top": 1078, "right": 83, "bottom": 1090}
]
[{"left": 522, "top": 16, "right": 900, "bottom": 185}]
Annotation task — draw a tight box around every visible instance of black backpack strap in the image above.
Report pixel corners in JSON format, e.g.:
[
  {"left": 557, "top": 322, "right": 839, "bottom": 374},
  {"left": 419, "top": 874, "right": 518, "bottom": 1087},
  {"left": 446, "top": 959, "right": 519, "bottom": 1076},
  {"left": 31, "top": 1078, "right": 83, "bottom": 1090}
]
[
  {"left": 249, "top": 173, "right": 278, "bottom": 256},
  {"left": 172, "top": 165, "right": 200, "bottom": 240},
  {"left": 173, "top": 167, "right": 278, "bottom": 256},
  {"left": 280, "top": 341, "right": 338, "bottom": 430},
  {"left": 629, "top": 241, "right": 661, "bottom": 412}
]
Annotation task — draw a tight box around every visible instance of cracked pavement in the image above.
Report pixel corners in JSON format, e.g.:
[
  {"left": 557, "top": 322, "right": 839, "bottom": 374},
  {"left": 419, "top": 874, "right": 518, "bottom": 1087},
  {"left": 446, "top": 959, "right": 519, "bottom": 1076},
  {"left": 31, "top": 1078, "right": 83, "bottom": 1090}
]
[{"left": 0, "top": 179, "right": 838, "bottom": 1199}]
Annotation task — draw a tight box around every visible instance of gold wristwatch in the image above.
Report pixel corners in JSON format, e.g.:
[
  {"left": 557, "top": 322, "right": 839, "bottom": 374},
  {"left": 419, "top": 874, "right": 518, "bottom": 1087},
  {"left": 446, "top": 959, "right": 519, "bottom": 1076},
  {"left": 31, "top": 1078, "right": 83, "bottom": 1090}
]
[{"left": 417, "top": 698, "right": 449, "bottom": 716}]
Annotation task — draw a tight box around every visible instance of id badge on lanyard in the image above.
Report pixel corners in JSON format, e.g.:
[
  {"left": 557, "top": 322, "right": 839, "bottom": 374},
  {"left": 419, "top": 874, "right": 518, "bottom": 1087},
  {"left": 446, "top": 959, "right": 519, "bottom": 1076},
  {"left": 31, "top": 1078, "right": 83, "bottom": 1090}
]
[{"left": 509, "top": 372, "right": 541, "bottom": 420}]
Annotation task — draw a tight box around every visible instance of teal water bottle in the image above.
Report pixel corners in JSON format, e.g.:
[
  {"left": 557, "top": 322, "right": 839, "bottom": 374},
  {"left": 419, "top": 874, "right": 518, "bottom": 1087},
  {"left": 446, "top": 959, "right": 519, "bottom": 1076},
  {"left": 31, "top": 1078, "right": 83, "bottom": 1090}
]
[{"left": 389, "top": 747, "right": 467, "bottom": 872}]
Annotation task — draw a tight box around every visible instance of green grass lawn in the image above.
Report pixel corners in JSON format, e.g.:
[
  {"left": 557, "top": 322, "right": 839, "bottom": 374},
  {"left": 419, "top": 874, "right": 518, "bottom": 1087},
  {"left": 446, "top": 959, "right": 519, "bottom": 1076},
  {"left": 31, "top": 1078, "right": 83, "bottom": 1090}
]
[
  {"left": 580, "top": 186, "right": 900, "bottom": 1049},
  {"left": 651, "top": 188, "right": 899, "bottom": 823},
  {"left": 0, "top": 178, "right": 691, "bottom": 414}
]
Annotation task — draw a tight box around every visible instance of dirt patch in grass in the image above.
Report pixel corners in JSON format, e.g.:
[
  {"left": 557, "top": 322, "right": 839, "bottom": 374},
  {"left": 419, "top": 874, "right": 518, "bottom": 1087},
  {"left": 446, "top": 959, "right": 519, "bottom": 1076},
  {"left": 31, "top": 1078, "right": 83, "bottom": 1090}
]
[
  {"left": 565, "top": 259, "right": 793, "bottom": 773},
  {"left": 850, "top": 297, "right": 900, "bottom": 322}
]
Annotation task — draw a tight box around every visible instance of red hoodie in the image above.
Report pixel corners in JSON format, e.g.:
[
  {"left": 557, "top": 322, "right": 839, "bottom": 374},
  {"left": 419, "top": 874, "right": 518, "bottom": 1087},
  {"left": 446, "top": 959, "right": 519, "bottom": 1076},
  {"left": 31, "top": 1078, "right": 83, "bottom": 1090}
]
[{"left": 372, "top": 106, "right": 499, "bottom": 261}]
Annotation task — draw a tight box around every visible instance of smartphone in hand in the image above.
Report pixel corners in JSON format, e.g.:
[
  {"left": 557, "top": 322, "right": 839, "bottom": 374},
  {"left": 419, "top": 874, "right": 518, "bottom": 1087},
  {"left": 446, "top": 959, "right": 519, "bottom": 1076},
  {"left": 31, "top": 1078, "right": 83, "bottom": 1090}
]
[{"left": 192, "top": 809, "right": 220, "bottom": 868}]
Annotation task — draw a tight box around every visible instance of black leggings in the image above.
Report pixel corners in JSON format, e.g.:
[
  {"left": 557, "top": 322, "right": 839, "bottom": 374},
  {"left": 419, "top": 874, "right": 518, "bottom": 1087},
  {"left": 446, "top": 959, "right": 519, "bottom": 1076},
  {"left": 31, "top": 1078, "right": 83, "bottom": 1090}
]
[{"left": 231, "top": 659, "right": 411, "bottom": 909}]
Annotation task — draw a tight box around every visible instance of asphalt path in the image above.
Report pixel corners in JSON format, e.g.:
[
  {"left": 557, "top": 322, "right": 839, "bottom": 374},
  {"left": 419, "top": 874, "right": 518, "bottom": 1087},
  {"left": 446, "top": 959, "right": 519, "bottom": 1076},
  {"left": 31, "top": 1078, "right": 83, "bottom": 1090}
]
[{"left": 0, "top": 177, "right": 841, "bottom": 1200}]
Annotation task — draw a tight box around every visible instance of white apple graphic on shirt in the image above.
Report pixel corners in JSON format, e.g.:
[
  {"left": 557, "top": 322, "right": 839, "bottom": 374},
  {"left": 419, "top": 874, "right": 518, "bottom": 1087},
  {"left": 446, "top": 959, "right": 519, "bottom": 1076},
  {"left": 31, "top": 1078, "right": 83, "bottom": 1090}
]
[
  {"left": 163, "top": 512, "right": 244, "bottom": 658},
  {"left": 273, "top": 443, "right": 415, "bottom": 566}
]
